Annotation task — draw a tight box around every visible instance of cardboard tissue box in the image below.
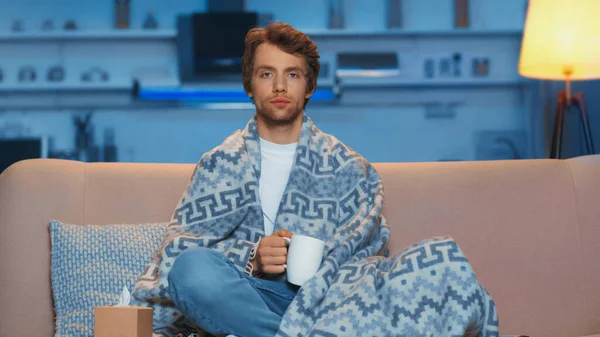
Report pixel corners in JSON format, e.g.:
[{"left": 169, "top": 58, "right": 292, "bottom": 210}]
[{"left": 94, "top": 286, "right": 153, "bottom": 337}]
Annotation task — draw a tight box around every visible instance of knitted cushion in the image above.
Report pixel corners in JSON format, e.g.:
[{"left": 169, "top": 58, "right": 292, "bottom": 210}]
[{"left": 49, "top": 220, "right": 167, "bottom": 337}]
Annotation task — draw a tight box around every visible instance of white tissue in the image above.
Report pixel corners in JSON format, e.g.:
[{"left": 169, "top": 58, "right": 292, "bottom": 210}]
[{"left": 116, "top": 286, "right": 131, "bottom": 306}]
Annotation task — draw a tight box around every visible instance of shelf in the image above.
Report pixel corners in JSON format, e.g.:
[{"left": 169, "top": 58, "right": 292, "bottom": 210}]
[
  {"left": 132, "top": 78, "right": 528, "bottom": 105},
  {"left": 0, "top": 83, "right": 132, "bottom": 92},
  {"left": 134, "top": 86, "right": 336, "bottom": 102},
  {"left": 303, "top": 29, "right": 523, "bottom": 39},
  {"left": 0, "top": 77, "right": 529, "bottom": 96},
  {"left": 336, "top": 75, "right": 529, "bottom": 89},
  {"left": 0, "top": 82, "right": 172, "bottom": 110},
  {"left": 0, "top": 29, "right": 521, "bottom": 42},
  {"left": 0, "top": 29, "right": 177, "bottom": 42}
]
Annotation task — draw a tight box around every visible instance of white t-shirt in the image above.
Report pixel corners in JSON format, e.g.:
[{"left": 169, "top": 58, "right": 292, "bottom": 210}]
[{"left": 259, "top": 138, "right": 297, "bottom": 236}]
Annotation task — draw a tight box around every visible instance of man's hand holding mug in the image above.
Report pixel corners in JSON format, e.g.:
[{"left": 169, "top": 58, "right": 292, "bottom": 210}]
[
  {"left": 251, "top": 228, "right": 326, "bottom": 286},
  {"left": 251, "top": 229, "right": 292, "bottom": 275}
]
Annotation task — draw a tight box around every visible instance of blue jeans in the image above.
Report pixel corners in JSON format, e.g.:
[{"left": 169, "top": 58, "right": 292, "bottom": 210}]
[{"left": 168, "top": 247, "right": 299, "bottom": 337}]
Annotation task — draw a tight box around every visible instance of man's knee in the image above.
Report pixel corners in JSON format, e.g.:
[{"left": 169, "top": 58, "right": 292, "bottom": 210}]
[{"left": 168, "top": 247, "right": 228, "bottom": 305}]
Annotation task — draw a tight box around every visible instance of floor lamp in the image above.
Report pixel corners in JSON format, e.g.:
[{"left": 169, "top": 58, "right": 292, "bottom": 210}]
[{"left": 518, "top": 0, "right": 599, "bottom": 159}]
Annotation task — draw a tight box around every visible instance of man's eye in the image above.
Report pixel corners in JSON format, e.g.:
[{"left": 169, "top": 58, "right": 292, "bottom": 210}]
[
  {"left": 289, "top": 73, "right": 299, "bottom": 78},
  {"left": 261, "top": 72, "right": 272, "bottom": 78}
]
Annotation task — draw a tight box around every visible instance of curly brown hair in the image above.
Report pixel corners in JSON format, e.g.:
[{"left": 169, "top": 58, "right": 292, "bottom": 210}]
[{"left": 242, "top": 22, "right": 320, "bottom": 108}]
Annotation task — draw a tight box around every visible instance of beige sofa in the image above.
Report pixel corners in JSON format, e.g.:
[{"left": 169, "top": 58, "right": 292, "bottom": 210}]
[{"left": 1, "top": 157, "right": 600, "bottom": 337}]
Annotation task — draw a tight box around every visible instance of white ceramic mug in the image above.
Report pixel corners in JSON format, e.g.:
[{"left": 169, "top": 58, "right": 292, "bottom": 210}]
[{"left": 283, "top": 234, "right": 326, "bottom": 286}]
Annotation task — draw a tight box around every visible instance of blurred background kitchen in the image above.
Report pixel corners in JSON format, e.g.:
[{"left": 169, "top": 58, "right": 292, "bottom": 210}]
[{"left": 0, "top": 0, "right": 597, "bottom": 173}]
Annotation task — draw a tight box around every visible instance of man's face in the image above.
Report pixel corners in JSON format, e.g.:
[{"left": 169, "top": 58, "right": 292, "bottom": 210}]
[{"left": 248, "top": 43, "right": 313, "bottom": 126}]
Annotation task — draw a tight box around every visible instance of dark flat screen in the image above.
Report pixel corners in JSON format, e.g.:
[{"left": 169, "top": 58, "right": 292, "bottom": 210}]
[
  {"left": 0, "top": 138, "right": 42, "bottom": 174},
  {"left": 192, "top": 12, "right": 258, "bottom": 74}
]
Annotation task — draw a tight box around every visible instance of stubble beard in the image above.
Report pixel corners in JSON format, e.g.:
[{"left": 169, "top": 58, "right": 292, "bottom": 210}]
[{"left": 256, "top": 101, "right": 304, "bottom": 127}]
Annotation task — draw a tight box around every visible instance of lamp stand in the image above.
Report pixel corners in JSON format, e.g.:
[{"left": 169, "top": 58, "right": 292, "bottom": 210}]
[{"left": 550, "top": 90, "right": 595, "bottom": 158}]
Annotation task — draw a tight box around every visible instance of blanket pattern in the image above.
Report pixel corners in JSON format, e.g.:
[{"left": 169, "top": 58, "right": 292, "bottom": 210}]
[{"left": 131, "top": 115, "right": 498, "bottom": 337}]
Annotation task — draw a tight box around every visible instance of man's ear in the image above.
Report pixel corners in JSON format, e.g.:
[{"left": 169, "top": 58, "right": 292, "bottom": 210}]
[{"left": 305, "top": 86, "right": 315, "bottom": 99}]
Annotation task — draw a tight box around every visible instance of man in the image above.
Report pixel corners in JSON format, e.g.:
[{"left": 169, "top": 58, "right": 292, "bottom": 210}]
[
  {"left": 131, "top": 22, "right": 497, "bottom": 337},
  {"left": 167, "top": 22, "right": 320, "bottom": 336}
]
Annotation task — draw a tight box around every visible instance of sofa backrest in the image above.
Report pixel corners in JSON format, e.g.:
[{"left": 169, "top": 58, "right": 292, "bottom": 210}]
[
  {"left": 379, "top": 157, "right": 600, "bottom": 337},
  {"left": 1, "top": 156, "right": 599, "bottom": 337}
]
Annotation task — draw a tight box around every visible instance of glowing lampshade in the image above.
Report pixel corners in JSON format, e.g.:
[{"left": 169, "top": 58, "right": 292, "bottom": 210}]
[{"left": 518, "top": 0, "right": 600, "bottom": 81}]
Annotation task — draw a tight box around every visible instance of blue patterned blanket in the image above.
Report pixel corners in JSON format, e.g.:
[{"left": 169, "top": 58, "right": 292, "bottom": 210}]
[{"left": 131, "top": 115, "right": 498, "bottom": 337}]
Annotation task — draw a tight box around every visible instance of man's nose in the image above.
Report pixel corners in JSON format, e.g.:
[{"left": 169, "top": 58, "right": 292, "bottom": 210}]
[{"left": 273, "top": 75, "right": 287, "bottom": 93}]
